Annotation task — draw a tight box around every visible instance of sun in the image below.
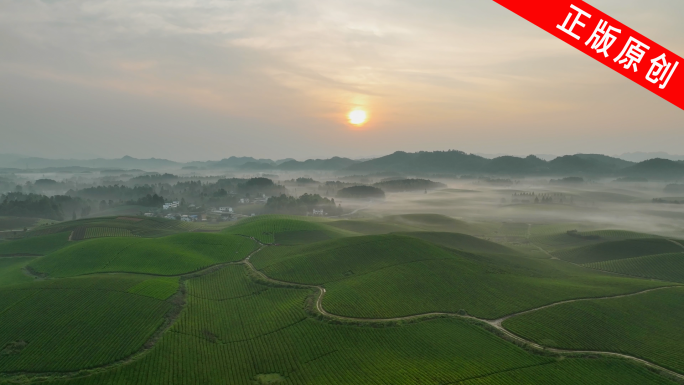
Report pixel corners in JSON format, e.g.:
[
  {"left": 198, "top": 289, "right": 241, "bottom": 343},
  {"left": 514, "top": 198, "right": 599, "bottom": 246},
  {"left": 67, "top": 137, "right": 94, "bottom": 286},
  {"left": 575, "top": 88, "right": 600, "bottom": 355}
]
[{"left": 348, "top": 109, "right": 368, "bottom": 125}]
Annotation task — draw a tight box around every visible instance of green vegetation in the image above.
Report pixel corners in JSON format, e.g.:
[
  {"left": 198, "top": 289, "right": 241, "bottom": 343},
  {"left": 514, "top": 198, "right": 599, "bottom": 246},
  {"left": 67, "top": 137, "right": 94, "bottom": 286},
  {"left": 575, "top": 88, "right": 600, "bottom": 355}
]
[
  {"left": 336, "top": 185, "right": 385, "bottom": 199},
  {"left": 225, "top": 215, "right": 352, "bottom": 244},
  {"left": 84, "top": 227, "right": 136, "bottom": 239},
  {"left": 30, "top": 233, "right": 259, "bottom": 277},
  {"left": 381, "top": 214, "right": 485, "bottom": 235},
  {"left": 0, "top": 216, "right": 39, "bottom": 231},
  {"left": 399, "top": 232, "right": 522, "bottom": 255},
  {"left": 127, "top": 277, "right": 180, "bottom": 300},
  {"left": 373, "top": 178, "right": 446, "bottom": 192},
  {"left": 265, "top": 194, "right": 340, "bottom": 215},
  {"left": 0, "top": 276, "right": 171, "bottom": 372},
  {"left": 252, "top": 234, "right": 667, "bottom": 319},
  {"left": 530, "top": 228, "right": 661, "bottom": 253},
  {"left": 325, "top": 219, "right": 418, "bottom": 235},
  {"left": 42, "top": 264, "right": 618, "bottom": 385},
  {"left": 0, "top": 257, "right": 36, "bottom": 287},
  {"left": 503, "top": 287, "right": 684, "bottom": 374},
  {"left": 584, "top": 252, "right": 684, "bottom": 282},
  {"left": 0, "top": 192, "right": 88, "bottom": 221},
  {"left": 554, "top": 238, "right": 682, "bottom": 264},
  {"left": 26, "top": 217, "right": 199, "bottom": 239},
  {"left": 458, "top": 359, "right": 676, "bottom": 384},
  {"left": 0, "top": 231, "right": 71, "bottom": 256},
  {"left": 578, "top": 230, "right": 663, "bottom": 240}
]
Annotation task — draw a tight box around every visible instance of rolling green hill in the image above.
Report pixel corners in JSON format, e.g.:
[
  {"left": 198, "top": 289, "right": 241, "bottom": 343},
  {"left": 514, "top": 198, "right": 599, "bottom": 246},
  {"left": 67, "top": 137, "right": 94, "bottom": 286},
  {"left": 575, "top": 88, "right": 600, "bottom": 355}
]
[
  {"left": 0, "top": 275, "right": 172, "bottom": 372},
  {"left": 29, "top": 233, "right": 259, "bottom": 277},
  {"left": 0, "top": 256, "right": 36, "bottom": 287},
  {"left": 457, "top": 359, "right": 676, "bottom": 385},
  {"left": 530, "top": 227, "right": 662, "bottom": 251},
  {"left": 554, "top": 238, "right": 682, "bottom": 264},
  {"left": 251, "top": 234, "right": 668, "bottom": 319},
  {"left": 380, "top": 214, "right": 485, "bottom": 235},
  {"left": 0, "top": 231, "right": 72, "bottom": 256},
  {"left": 325, "top": 219, "right": 418, "bottom": 235},
  {"left": 584, "top": 252, "right": 684, "bottom": 282},
  {"left": 224, "top": 215, "right": 354, "bottom": 244},
  {"left": 0, "top": 216, "right": 41, "bottom": 231},
  {"left": 398, "top": 232, "right": 522, "bottom": 256},
  {"left": 503, "top": 287, "right": 684, "bottom": 374},
  {"left": 44, "top": 264, "right": 673, "bottom": 385},
  {"left": 25, "top": 216, "right": 200, "bottom": 240}
]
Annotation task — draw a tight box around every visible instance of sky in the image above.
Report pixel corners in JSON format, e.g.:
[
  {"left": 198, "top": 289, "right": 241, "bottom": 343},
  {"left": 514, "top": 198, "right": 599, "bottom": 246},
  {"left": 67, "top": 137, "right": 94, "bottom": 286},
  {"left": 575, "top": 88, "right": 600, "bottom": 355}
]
[{"left": 1, "top": 0, "right": 683, "bottom": 161}]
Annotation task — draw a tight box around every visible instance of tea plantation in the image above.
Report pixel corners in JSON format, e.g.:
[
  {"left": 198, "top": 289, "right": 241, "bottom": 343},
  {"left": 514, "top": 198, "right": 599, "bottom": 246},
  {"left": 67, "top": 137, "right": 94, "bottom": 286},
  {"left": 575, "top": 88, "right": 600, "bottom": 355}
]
[
  {"left": 503, "top": 287, "right": 684, "bottom": 374},
  {"left": 0, "top": 215, "right": 680, "bottom": 384}
]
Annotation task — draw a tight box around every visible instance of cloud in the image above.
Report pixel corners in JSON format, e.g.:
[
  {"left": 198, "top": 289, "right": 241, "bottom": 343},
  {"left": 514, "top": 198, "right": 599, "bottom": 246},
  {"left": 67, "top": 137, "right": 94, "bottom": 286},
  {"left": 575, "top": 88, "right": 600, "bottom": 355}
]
[{"left": 0, "top": 0, "right": 682, "bottom": 160}]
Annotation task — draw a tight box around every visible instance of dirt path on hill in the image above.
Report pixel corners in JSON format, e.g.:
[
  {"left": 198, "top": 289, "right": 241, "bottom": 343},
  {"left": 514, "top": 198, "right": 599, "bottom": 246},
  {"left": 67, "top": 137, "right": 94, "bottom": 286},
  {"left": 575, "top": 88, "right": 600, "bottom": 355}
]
[
  {"left": 243, "top": 246, "right": 684, "bottom": 381},
  {"left": 667, "top": 239, "right": 684, "bottom": 250},
  {"left": 7, "top": 237, "right": 683, "bottom": 382}
]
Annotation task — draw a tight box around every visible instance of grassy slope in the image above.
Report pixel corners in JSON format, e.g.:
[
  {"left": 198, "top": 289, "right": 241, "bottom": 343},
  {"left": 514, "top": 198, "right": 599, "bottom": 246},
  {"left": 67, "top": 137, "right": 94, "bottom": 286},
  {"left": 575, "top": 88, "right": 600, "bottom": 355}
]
[
  {"left": 584, "top": 252, "right": 684, "bottom": 283},
  {"left": 48, "top": 264, "right": 673, "bottom": 385},
  {"left": 0, "top": 232, "right": 72, "bottom": 256},
  {"left": 0, "top": 217, "right": 40, "bottom": 231},
  {"left": 127, "top": 277, "right": 180, "bottom": 300},
  {"left": 27, "top": 216, "right": 198, "bottom": 239},
  {"left": 458, "top": 359, "right": 676, "bottom": 385},
  {"left": 0, "top": 276, "right": 171, "bottom": 372},
  {"left": 379, "top": 214, "right": 485, "bottom": 235},
  {"left": 325, "top": 219, "right": 420, "bottom": 235},
  {"left": 224, "top": 215, "right": 355, "bottom": 244},
  {"left": 252, "top": 235, "right": 668, "bottom": 319},
  {"left": 30, "top": 233, "right": 259, "bottom": 277},
  {"left": 503, "top": 287, "right": 684, "bottom": 374},
  {"left": 531, "top": 229, "right": 661, "bottom": 253},
  {"left": 555, "top": 238, "right": 682, "bottom": 264},
  {"left": 0, "top": 257, "right": 36, "bottom": 287},
  {"left": 398, "top": 232, "right": 522, "bottom": 256}
]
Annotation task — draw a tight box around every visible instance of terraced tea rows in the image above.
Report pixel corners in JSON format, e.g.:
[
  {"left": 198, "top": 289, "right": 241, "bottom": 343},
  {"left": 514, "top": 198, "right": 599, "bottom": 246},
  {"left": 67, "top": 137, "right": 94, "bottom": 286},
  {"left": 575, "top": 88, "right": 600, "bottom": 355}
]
[
  {"left": 25, "top": 217, "right": 201, "bottom": 240},
  {"left": 30, "top": 233, "right": 259, "bottom": 277},
  {"left": 399, "top": 231, "right": 522, "bottom": 255},
  {"left": 1, "top": 214, "right": 680, "bottom": 384},
  {"left": 127, "top": 277, "right": 180, "bottom": 300},
  {"left": 225, "top": 215, "right": 352, "bottom": 244},
  {"left": 0, "top": 232, "right": 71, "bottom": 256},
  {"left": 584, "top": 252, "right": 684, "bottom": 282},
  {"left": 252, "top": 234, "right": 668, "bottom": 319},
  {"left": 41, "top": 264, "right": 676, "bottom": 385},
  {"left": 554, "top": 238, "right": 682, "bottom": 264},
  {"left": 458, "top": 359, "right": 676, "bottom": 385},
  {"left": 0, "top": 256, "right": 36, "bottom": 287},
  {"left": 0, "top": 276, "right": 171, "bottom": 372},
  {"left": 84, "top": 227, "right": 137, "bottom": 239},
  {"left": 503, "top": 287, "right": 684, "bottom": 374}
]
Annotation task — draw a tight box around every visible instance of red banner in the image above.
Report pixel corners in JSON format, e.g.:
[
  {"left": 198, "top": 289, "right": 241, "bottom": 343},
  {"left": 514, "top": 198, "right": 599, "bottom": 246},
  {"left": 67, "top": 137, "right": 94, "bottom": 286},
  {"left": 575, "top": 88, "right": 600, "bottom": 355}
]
[{"left": 493, "top": 0, "right": 683, "bottom": 110}]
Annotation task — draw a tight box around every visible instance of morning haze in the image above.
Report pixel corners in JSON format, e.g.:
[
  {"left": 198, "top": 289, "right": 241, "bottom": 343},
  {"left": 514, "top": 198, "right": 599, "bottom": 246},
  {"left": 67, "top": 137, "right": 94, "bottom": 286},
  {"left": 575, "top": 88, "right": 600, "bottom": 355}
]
[
  {"left": 1, "top": 0, "right": 684, "bottom": 160},
  {"left": 1, "top": 1, "right": 684, "bottom": 384}
]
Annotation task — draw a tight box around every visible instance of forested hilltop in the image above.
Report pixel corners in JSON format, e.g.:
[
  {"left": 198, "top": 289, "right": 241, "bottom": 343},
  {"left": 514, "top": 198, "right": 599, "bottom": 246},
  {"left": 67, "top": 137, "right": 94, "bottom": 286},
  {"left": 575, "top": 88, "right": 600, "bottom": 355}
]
[{"left": 3, "top": 151, "right": 684, "bottom": 178}]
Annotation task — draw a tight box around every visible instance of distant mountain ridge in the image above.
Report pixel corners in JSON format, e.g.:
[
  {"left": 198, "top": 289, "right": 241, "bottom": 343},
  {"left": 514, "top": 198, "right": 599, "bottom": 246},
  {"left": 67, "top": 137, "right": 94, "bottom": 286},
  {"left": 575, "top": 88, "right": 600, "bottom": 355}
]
[
  {"left": 345, "top": 151, "right": 684, "bottom": 179},
  {"left": 618, "top": 151, "right": 684, "bottom": 162},
  {"left": 1, "top": 151, "right": 683, "bottom": 179}
]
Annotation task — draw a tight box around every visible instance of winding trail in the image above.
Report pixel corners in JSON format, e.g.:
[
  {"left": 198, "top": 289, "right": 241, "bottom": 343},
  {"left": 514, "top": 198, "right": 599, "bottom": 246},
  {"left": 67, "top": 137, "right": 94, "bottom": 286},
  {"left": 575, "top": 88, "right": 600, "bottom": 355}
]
[
  {"left": 243, "top": 239, "right": 684, "bottom": 381},
  {"left": 667, "top": 239, "right": 684, "bottom": 250},
  {"left": 6, "top": 235, "right": 684, "bottom": 382}
]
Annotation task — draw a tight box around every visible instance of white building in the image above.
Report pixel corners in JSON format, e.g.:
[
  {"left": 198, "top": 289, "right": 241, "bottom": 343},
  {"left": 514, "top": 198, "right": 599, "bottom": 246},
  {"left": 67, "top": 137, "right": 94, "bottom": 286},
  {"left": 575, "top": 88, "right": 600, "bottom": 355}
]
[
  {"left": 163, "top": 201, "right": 180, "bottom": 210},
  {"left": 219, "top": 207, "right": 233, "bottom": 213},
  {"left": 312, "top": 209, "right": 324, "bottom": 216}
]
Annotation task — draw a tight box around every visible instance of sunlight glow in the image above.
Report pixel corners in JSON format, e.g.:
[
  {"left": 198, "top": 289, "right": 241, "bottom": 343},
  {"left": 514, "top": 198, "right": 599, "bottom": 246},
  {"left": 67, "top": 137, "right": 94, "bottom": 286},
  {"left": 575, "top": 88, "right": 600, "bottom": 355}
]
[{"left": 348, "top": 110, "right": 368, "bottom": 125}]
